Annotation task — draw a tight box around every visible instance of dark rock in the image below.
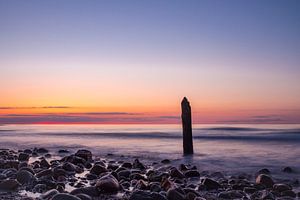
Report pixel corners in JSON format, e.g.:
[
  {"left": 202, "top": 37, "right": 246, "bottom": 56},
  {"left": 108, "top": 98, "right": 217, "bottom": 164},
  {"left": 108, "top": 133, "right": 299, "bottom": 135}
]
[
  {"left": 85, "top": 173, "right": 98, "bottom": 180},
  {"left": 39, "top": 189, "right": 59, "bottom": 199},
  {"left": 36, "top": 169, "right": 52, "bottom": 178},
  {"left": 75, "top": 193, "right": 92, "bottom": 200},
  {"left": 45, "top": 153, "right": 52, "bottom": 158},
  {"left": 18, "top": 161, "right": 28, "bottom": 169},
  {"left": 202, "top": 178, "right": 221, "bottom": 190},
  {"left": 36, "top": 148, "right": 49, "bottom": 154},
  {"left": 96, "top": 174, "right": 120, "bottom": 193},
  {"left": 58, "top": 149, "right": 70, "bottom": 154},
  {"left": 18, "top": 153, "right": 30, "bottom": 161},
  {"left": 24, "top": 149, "right": 33, "bottom": 154},
  {"left": 16, "top": 170, "right": 34, "bottom": 184},
  {"left": 170, "top": 168, "right": 185, "bottom": 179},
  {"left": 51, "top": 193, "right": 81, "bottom": 200},
  {"left": 179, "top": 164, "right": 188, "bottom": 171},
  {"left": 161, "top": 178, "right": 173, "bottom": 191},
  {"left": 282, "top": 167, "right": 293, "bottom": 173},
  {"left": 121, "top": 162, "right": 132, "bottom": 169},
  {"left": 90, "top": 164, "right": 107, "bottom": 175},
  {"left": 129, "top": 190, "right": 152, "bottom": 200},
  {"left": 273, "top": 183, "right": 292, "bottom": 193},
  {"left": 218, "top": 190, "right": 244, "bottom": 199},
  {"left": 133, "top": 159, "right": 146, "bottom": 170},
  {"left": 257, "top": 168, "right": 271, "bottom": 175},
  {"left": 161, "top": 159, "right": 171, "bottom": 164},
  {"left": 184, "top": 170, "right": 200, "bottom": 178},
  {"left": 261, "top": 190, "right": 276, "bottom": 200},
  {"left": 166, "top": 187, "right": 185, "bottom": 200},
  {"left": 40, "top": 159, "right": 50, "bottom": 168},
  {"left": 75, "top": 149, "right": 92, "bottom": 161},
  {"left": 53, "top": 168, "right": 67, "bottom": 179},
  {"left": 32, "top": 183, "right": 47, "bottom": 193},
  {"left": 62, "top": 162, "right": 77, "bottom": 172},
  {"left": 150, "top": 183, "right": 161, "bottom": 192},
  {"left": 281, "top": 190, "right": 296, "bottom": 198},
  {"left": 129, "top": 190, "right": 167, "bottom": 200},
  {"left": 0, "top": 179, "right": 20, "bottom": 190},
  {"left": 256, "top": 174, "right": 274, "bottom": 188},
  {"left": 118, "top": 170, "right": 131, "bottom": 178},
  {"left": 135, "top": 179, "right": 148, "bottom": 190},
  {"left": 243, "top": 187, "right": 257, "bottom": 194}
]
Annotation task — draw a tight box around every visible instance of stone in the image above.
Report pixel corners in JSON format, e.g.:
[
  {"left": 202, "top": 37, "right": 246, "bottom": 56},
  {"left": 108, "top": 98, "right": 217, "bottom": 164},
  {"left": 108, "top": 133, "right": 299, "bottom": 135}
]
[
  {"left": 96, "top": 174, "right": 120, "bottom": 193},
  {"left": 90, "top": 164, "right": 107, "bottom": 175},
  {"left": 36, "top": 148, "right": 49, "bottom": 154},
  {"left": 0, "top": 179, "right": 20, "bottom": 190},
  {"left": 121, "top": 162, "right": 132, "bottom": 168},
  {"left": 75, "top": 150, "right": 92, "bottom": 161},
  {"left": 282, "top": 167, "right": 293, "bottom": 173},
  {"left": 256, "top": 174, "right": 274, "bottom": 188},
  {"left": 170, "top": 168, "right": 185, "bottom": 179},
  {"left": 24, "top": 149, "right": 33, "bottom": 154},
  {"left": 71, "top": 186, "right": 100, "bottom": 197},
  {"left": 62, "top": 162, "right": 77, "bottom": 172},
  {"left": 118, "top": 170, "right": 131, "bottom": 178},
  {"left": 218, "top": 190, "right": 244, "bottom": 199},
  {"left": 184, "top": 170, "right": 200, "bottom": 178},
  {"left": 166, "top": 187, "right": 185, "bottom": 200},
  {"left": 75, "top": 193, "right": 92, "bottom": 200},
  {"left": 51, "top": 193, "right": 81, "bottom": 200},
  {"left": 36, "top": 169, "right": 52, "bottom": 178},
  {"left": 202, "top": 178, "right": 221, "bottom": 190},
  {"left": 273, "top": 183, "right": 292, "bottom": 193},
  {"left": 133, "top": 159, "right": 146, "bottom": 170},
  {"left": 243, "top": 187, "right": 257, "bottom": 194},
  {"left": 16, "top": 170, "right": 34, "bottom": 184},
  {"left": 257, "top": 168, "right": 271, "bottom": 175},
  {"left": 161, "top": 159, "right": 171, "bottom": 164},
  {"left": 129, "top": 190, "right": 167, "bottom": 200},
  {"left": 39, "top": 189, "right": 59, "bottom": 199},
  {"left": 40, "top": 159, "right": 50, "bottom": 168},
  {"left": 18, "top": 153, "right": 30, "bottom": 161},
  {"left": 58, "top": 149, "right": 70, "bottom": 154},
  {"left": 281, "top": 190, "right": 296, "bottom": 198}
]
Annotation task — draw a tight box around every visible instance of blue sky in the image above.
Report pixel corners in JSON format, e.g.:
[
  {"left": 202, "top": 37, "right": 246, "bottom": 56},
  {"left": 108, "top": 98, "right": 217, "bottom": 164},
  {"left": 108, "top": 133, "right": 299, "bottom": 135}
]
[{"left": 0, "top": 0, "right": 300, "bottom": 123}]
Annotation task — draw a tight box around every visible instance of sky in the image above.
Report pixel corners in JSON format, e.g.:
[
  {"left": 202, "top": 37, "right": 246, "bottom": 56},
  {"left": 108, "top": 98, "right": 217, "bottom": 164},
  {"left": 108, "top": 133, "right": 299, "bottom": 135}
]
[{"left": 0, "top": 0, "right": 300, "bottom": 124}]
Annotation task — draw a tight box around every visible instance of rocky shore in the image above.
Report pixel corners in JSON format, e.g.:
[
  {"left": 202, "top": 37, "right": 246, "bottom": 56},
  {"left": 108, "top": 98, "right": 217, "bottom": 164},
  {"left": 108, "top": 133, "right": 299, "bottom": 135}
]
[{"left": 0, "top": 148, "right": 299, "bottom": 200}]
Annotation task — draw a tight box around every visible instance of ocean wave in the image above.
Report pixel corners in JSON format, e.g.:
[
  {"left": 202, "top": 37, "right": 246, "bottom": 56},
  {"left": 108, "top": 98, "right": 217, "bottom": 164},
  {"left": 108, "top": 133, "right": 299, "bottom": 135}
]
[{"left": 1, "top": 130, "right": 299, "bottom": 142}]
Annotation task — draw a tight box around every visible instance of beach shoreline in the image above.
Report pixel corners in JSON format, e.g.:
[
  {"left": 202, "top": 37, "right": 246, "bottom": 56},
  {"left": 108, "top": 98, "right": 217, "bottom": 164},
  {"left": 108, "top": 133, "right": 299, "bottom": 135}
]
[{"left": 0, "top": 147, "right": 299, "bottom": 200}]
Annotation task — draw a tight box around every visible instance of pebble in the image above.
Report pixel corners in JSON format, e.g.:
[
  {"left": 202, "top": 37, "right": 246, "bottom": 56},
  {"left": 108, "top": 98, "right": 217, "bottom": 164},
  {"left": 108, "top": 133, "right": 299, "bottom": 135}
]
[
  {"left": 256, "top": 174, "right": 274, "bottom": 188},
  {"left": 18, "top": 153, "right": 30, "bottom": 161},
  {"left": 51, "top": 193, "right": 81, "bottom": 200},
  {"left": 16, "top": 170, "right": 34, "bottom": 184},
  {"left": 202, "top": 178, "right": 221, "bottom": 190},
  {"left": 75, "top": 149, "right": 92, "bottom": 161},
  {"left": 0, "top": 179, "right": 20, "bottom": 190},
  {"left": 90, "top": 164, "right": 107, "bottom": 175},
  {"left": 96, "top": 174, "right": 120, "bottom": 193},
  {"left": 166, "top": 187, "right": 185, "bottom": 200}
]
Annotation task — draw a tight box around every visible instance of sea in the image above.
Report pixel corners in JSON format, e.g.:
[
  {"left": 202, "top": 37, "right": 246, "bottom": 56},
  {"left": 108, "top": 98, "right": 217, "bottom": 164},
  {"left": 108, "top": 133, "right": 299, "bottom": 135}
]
[{"left": 0, "top": 124, "right": 299, "bottom": 179}]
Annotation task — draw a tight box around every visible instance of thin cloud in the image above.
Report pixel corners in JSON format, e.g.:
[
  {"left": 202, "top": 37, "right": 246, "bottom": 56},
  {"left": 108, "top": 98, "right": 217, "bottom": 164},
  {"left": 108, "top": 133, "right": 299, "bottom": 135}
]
[
  {"left": 0, "top": 106, "right": 72, "bottom": 109},
  {"left": 0, "top": 113, "right": 180, "bottom": 124},
  {"left": 217, "top": 115, "right": 285, "bottom": 123},
  {"left": 66, "top": 112, "right": 140, "bottom": 115}
]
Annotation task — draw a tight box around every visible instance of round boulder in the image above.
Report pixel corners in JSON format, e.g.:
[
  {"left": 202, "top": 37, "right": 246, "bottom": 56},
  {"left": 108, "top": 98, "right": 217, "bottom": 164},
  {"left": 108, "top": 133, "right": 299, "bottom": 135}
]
[
  {"left": 96, "top": 174, "right": 120, "bottom": 193},
  {"left": 255, "top": 174, "right": 274, "bottom": 188}
]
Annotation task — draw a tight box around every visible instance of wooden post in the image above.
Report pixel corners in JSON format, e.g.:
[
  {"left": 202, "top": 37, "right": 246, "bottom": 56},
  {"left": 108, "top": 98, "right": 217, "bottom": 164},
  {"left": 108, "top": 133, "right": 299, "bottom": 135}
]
[{"left": 181, "top": 97, "right": 194, "bottom": 155}]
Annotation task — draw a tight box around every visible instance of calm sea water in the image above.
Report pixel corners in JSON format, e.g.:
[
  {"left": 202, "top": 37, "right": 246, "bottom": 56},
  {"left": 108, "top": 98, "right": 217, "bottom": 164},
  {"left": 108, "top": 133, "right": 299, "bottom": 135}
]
[{"left": 0, "top": 124, "right": 300, "bottom": 177}]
